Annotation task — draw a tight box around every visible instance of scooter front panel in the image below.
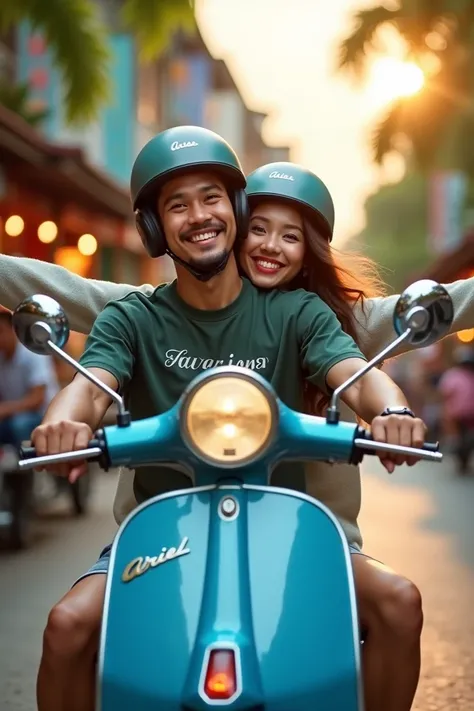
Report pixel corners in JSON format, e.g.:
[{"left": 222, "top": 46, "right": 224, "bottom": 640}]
[
  {"left": 97, "top": 485, "right": 362, "bottom": 711},
  {"left": 245, "top": 486, "right": 362, "bottom": 711},
  {"left": 98, "top": 487, "right": 214, "bottom": 711}
]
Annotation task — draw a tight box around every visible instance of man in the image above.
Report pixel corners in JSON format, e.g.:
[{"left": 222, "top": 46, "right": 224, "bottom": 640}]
[
  {"left": 27, "top": 125, "right": 427, "bottom": 711},
  {"left": 439, "top": 346, "right": 474, "bottom": 473},
  {"left": 0, "top": 309, "right": 59, "bottom": 546},
  {"left": 0, "top": 310, "right": 58, "bottom": 446}
]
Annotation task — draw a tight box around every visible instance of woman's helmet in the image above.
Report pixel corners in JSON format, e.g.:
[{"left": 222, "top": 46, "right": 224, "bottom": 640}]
[
  {"left": 131, "top": 125, "right": 249, "bottom": 265},
  {"left": 245, "top": 161, "right": 335, "bottom": 241}
]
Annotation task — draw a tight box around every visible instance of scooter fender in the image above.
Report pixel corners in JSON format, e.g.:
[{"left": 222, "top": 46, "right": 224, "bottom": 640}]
[{"left": 98, "top": 486, "right": 362, "bottom": 711}]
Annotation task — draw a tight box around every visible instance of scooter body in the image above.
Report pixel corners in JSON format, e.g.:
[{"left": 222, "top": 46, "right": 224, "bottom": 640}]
[
  {"left": 99, "top": 483, "right": 362, "bottom": 711},
  {"left": 92, "top": 380, "right": 365, "bottom": 711}
]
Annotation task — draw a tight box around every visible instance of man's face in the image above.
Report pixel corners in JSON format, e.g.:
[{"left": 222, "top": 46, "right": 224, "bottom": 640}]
[{"left": 157, "top": 171, "right": 236, "bottom": 273}]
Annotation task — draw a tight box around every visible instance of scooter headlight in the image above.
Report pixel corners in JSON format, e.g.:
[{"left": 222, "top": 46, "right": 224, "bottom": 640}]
[{"left": 181, "top": 371, "right": 277, "bottom": 467}]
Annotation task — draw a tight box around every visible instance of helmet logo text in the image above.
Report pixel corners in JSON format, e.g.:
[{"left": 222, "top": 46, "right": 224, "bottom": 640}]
[
  {"left": 171, "top": 140, "right": 199, "bottom": 152},
  {"left": 269, "top": 171, "right": 295, "bottom": 181}
]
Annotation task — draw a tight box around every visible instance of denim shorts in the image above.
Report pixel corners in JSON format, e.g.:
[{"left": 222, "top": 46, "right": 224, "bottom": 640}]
[
  {"left": 73, "top": 543, "right": 366, "bottom": 587},
  {"left": 73, "top": 544, "right": 113, "bottom": 587}
]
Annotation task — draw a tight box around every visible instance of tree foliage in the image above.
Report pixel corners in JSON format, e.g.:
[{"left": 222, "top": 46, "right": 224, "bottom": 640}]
[
  {"left": 0, "top": 0, "right": 195, "bottom": 125},
  {"left": 337, "top": 0, "right": 474, "bottom": 169},
  {"left": 355, "top": 173, "right": 430, "bottom": 291},
  {"left": 0, "top": 79, "right": 50, "bottom": 126}
]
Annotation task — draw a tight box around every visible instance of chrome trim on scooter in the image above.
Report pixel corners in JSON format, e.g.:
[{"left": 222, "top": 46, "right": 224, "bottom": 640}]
[
  {"left": 218, "top": 495, "right": 240, "bottom": 521},
  {"left": 243, "top": 484, "right": 366, "bottom": 711}
]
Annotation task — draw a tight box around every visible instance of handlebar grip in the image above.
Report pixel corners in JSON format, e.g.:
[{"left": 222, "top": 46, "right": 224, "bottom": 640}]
[
  {"left": 350, "top": 428, "right": 440, "bottom": 465},
  {"left": 18, "top": 446, "right": 36, "bottom": 460},
  {"left": 19, "top": 439, "right": 102, "bottom": 460},
  {"left": 357, "top": 431, "right": 439, "bottom": 452},
  {"left": 418, "top": 441, "right": 439, "bottom": 453}
]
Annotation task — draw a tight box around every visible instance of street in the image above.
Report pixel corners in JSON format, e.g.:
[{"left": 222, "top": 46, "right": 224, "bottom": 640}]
[{"left": 0, "top": 458, "right": 473, "bottom": 710}]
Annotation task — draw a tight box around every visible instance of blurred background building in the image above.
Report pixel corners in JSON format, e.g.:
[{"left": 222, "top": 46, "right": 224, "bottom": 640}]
[{"left": 0, "top": 9, "right": 290, "bottom": 287}]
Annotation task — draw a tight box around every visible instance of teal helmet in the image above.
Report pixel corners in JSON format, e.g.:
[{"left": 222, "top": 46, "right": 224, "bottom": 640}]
[
  {"left": 245, "top": 161, "right": 335, "bottom": 240},
  {"left": 131, "top": 125, "right": 246, "bottom": 210},
  {"left": 131, "top": 126, "right": 249, "bottom": 277}
]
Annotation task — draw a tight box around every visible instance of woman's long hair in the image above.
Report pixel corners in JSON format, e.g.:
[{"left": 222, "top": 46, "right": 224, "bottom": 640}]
[{"left": 290, "top": 218, "right": 387, "bottom": 415}]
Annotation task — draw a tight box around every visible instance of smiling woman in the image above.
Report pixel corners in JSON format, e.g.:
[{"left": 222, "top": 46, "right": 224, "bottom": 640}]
[{"left": 367, "top": 57, "right": 425, "bottom": 106}]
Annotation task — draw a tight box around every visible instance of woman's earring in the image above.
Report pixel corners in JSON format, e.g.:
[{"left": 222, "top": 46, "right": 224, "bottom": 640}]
[{"left": 302, "top": 266, "right": 309, "bottom": 278}]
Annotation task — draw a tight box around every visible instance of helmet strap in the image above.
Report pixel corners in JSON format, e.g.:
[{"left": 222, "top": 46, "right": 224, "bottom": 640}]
[{"left": 165, "top": 247, "right": 231, "bottom": 283}]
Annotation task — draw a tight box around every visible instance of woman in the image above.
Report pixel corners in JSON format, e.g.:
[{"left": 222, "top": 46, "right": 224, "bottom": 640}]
[
  {"left": 0, "top": 162, "right": 473, "bottom": 711},
  {"left": 242, "top": 162, "right": 385, "bottom": 548},
  {"left": 242, "top": 163, "right": 422, "bottom": 711}
]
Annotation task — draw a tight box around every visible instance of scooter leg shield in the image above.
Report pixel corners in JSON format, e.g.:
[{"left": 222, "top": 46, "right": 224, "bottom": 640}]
[
  {"left": 244, "top": 486, "right": 362, "bottom": 711},
  {"left": 98, "top": 487, "right": 213, "bottom": 711},
  {"left": 97, "top": 485, "right": 361, "bottom": 711}
]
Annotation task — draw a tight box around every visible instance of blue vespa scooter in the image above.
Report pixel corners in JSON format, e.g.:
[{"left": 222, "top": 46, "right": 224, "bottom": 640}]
[{"left": 13, "top": 279, "right": 453, "bottom": 711}]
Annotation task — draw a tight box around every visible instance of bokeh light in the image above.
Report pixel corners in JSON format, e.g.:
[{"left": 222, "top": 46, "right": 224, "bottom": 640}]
[
  {"left": 457, "top": 329, "right": 474, "bottom": 343},
  {"left": 38, "top": 221, "right": 58, "bottom": 244},
  {"left": 368, "top": 58, "right": 425, "bottom": 105},
  {"left": 77, "top": 233, "right": 98, "bottom": 256},
  {"left": 5, "top": 215, "right": 25, "bottom": 237}
]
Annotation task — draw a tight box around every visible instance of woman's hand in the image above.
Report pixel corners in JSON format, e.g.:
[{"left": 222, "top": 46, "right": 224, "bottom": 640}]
[{"left": 371, "top": 413, "right": 427, "bottom": 473}]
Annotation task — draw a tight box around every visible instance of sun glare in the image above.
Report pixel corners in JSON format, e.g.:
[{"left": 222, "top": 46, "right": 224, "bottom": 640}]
[{"left": 368, "top": 58, "right": 425, "bottom": 106}]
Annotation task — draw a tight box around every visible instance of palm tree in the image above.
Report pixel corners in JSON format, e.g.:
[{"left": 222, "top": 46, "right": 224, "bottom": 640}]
[
  {"left": 0, "top": 79, "right": 50, "bottom": 126},
  {"left": 0, "top": 0, "right": 195, "bottom": 125},
  {"left": 336, "top": 0, "right": 474, "bottom": 172}
]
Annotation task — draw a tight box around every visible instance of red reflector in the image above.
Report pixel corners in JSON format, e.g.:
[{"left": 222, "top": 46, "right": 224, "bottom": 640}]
[{"left": 204, "top": 649, "right": 237, "bottom": 700}]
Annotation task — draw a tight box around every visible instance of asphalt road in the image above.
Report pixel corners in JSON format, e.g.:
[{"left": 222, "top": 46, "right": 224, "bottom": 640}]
[{"left": 0, "top": 457, "right": 473, "bottom": 710}]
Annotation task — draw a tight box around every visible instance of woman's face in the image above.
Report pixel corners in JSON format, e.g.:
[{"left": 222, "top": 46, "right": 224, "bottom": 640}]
[{"left": 239, "top": 201, "right": 305, "bottom": 288}]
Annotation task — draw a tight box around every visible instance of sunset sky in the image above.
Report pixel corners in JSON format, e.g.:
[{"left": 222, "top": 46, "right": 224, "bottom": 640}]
[{"left": 197, "top": 0, "right": 406, "bottom": 246}]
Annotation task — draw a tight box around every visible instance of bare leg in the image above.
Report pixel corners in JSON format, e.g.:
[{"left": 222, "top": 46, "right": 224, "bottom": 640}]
[
  {"left": 353, "top": 554, "right": 423, "bottom": 711},
  {"left": 37, "top": 573, "right": 106, "bottom": 711}
]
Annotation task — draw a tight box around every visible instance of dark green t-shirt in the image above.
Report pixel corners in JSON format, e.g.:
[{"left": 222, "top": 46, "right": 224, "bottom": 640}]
[{"left": 80, "top": 278, "right": 365, "bottom": 500}]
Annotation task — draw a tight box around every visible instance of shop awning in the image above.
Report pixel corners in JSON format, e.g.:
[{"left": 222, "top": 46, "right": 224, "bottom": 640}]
[{"left": 0, "top": 104, "right": 131, "bottom": 218}]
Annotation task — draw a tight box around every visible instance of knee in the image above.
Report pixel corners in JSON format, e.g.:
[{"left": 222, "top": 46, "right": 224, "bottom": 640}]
[
  {"left": 43, "top": 600, "right": 95, "bottom": 660},
  {"left": 376, "top": 576, "right": 423, "bottom": 640}
]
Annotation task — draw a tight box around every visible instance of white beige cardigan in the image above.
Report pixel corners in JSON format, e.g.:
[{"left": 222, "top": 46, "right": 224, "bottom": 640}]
[{"left": 1, "top": 254, "right": 473, "bottom": 548}]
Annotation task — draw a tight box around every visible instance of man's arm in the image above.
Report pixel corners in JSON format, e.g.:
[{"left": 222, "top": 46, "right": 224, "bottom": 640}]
[
  {"left": 32, "top": 369, "right": 117, "bottom": 481},
  {"left": 39, "top": 369, "right": 117, "bottom": 432},
  {"left": 326, "top": 357, "right": 426, "bottom": 473},
  {"left": 31, "top": 300, "right": 136, "bottom": 481},
  {"left": 0, "top": 254, "right": 155, "bottom": 334},
  {"left": 327, "top": 357, "right": 410, "bottom": 422},
  {"left": 298, "top": 293, "right": 425, "bottom": 473},
  {"left": 353, "top": 277, "right": 474, "bottom": 360}
]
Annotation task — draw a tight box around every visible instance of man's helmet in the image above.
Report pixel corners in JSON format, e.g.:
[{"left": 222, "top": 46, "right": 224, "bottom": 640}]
[
  {"left": 131, "top": 126, "right": 249, "bottom": 273},
  {"left": 245, "top": 161, "right": 335, "bottom": 241}
]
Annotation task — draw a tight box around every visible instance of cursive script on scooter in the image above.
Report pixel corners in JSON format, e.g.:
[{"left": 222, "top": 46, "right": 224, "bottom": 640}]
[{"left": 122, "top": 537, "right": 190, "bottom": 583}]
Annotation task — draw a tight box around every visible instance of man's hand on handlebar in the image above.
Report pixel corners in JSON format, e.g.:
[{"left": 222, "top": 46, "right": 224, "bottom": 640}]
[
  {"left": 371, "top": 413, "right": 427, "bottom": 473},
  {"left": 31, "top": 420, "right": 93, "bottom": 482}
]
